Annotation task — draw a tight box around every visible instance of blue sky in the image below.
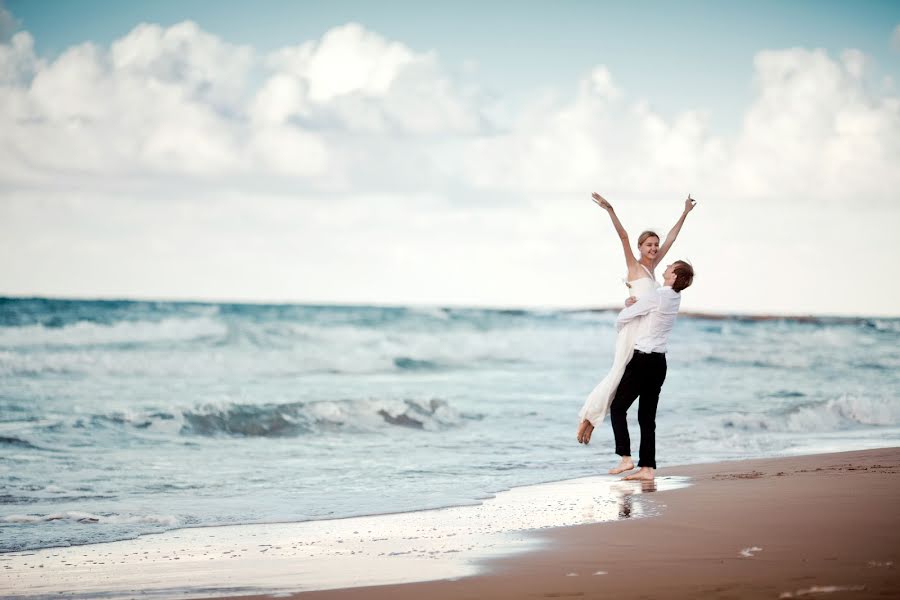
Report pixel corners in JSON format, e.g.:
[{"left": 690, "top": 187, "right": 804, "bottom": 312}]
[
  {"left": 1, "top": 1, "right": 899, "bottom": 315},
  {"left": 9, "top": 0, "right": 900, "bottom": 132}
]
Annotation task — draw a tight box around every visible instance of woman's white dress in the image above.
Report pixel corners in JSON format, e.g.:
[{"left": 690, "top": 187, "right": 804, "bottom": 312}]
[{"left": 578, "top": 266, "right": 659, "bottom": 425}]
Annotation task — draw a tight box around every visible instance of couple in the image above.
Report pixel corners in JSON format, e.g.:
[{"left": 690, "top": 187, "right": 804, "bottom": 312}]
[{"left": 576, "top": 192, "right": 696, "bottom": 482}]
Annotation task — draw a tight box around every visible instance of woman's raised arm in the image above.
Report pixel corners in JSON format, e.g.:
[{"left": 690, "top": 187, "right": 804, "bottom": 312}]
[
  {"left": 592, "top": 192, "right": 637, "bottom": 270},
  {"left": 654, "top": 194, "right": 696, "bottom": 268}
]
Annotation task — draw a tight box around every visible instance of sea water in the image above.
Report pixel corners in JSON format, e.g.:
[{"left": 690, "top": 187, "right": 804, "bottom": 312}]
[{"left": 1, "top": 298, "right": 898, "bottom": 552}]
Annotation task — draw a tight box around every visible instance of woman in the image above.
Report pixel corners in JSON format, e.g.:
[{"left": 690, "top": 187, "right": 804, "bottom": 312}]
[{"left": 576, "top": 192, "right": 696, "bottom": 449}]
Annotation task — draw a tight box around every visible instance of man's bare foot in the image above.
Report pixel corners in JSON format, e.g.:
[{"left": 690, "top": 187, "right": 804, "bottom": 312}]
[
  {"left": 576, "top": 419, "right": 594, "bottom": 444},
  {"left": 608, "top": 457, "right": 635, "bottom": 474},
  {"left": 623, "top": 466, "right": 655, "bottom": 481}
]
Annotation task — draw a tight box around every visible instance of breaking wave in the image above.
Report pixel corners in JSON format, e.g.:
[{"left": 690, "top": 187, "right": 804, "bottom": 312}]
[
  {"left": 0, "top": 435, "right": 44, "bottom": 450},
  {"left": 28, "top": 399, "right": 479, "bottom": 439},
  {"left": 2, "top": 512, "right": 177, "bottom": 526},
  {"left": 721, "top": 395, "right": 900, "bottom": 433},
  {"left": 0, "top": 317, "right": 226, "bottom": 348},
  {"left": 182, "top": 398, "right": 472, "bottom": 436}
]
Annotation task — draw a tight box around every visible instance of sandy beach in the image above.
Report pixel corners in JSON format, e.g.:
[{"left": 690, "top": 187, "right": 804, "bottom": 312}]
[
  {"left": 276, "top": 447, "right": 899, "bottom": 600},
  {"left": 3, "top": 447, "right": 897, "bottom": 600}
]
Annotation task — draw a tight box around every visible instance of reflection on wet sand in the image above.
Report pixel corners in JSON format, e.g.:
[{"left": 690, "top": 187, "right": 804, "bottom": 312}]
[{"left": 612, "top": 479, "right": 658, "bottom": 519}]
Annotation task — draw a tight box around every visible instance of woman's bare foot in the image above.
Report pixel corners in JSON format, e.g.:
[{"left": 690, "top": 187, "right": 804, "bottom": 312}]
[
  {"left": 576, "top": 419, "right": 594, "bottom": 444},
  {"left": 608, "top": 457, "right": 635, "bottom": 474},
  {"left": 623, "top": 466, "right": 655, "bottom": 481}
]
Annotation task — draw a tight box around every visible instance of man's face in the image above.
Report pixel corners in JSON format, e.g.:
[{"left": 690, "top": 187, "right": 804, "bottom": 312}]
[{"left": 663, "top": 264, "right": 676, "bottom": 280}]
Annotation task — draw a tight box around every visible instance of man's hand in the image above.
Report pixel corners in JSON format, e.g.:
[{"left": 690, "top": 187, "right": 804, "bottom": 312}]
[
  {"left": 592, "top": 192, "right": 612, "bottom": 211},
  {"left": 625, "top": 296, "right": 637, "bottom": 307}
]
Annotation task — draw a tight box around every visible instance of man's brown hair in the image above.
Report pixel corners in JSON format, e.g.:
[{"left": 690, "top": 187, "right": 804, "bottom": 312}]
[{"left": 672, "top": 260, "right": 694, "bottom": 293}]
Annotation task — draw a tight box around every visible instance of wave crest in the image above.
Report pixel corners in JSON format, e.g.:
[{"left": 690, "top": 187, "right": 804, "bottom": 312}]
[
  {"left": 722, "top": 394, "right": 899, "bottom": 433},
  {"left": 181, "top": 398, "right": 472, "bottom": 437},
  {"left": 2, "top": 511, "right": 177, "bottom": 526},
  {"left": 0, "top": 317, "right": 226, "bottom": 348}
]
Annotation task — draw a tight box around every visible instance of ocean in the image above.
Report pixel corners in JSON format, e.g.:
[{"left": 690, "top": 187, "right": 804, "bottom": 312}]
[{"left": 1, "top": 297, "right": 898, "bottom": 553}]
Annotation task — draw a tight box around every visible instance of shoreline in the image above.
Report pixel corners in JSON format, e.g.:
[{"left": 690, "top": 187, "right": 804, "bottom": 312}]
[
  {"left": 5, "top": 444, "right": 895, "bottom": 556},
  {"left": 275, "top": 447, "right": 900, "bottom": 600},
  {"left": 2, "top": 472, "right": 691, "bottom": 597},
  {"left": 4, "top": 448, "right": 898, "bottom": 599}
]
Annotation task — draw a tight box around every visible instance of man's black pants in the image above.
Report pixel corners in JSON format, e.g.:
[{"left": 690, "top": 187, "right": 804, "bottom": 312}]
[{"left": 610, "top": 350, "right": 667, "bottom": 469}]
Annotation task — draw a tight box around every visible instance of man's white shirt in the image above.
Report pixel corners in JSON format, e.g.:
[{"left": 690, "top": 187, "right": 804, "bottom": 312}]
[{"left": 616, "top": 286, "right": 681, "bottom": 353}]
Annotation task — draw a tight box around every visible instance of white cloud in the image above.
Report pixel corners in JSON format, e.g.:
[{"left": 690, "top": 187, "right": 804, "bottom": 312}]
[
  {"left": 277, "top": 23, "right": 418, "bottom": 102},
  {"left": 730, "top": 48, "right": 900, "bottom": 206},
  {"left": 0, "top": 3, "right": 16, "bottom": 42},
  {"left": 0, "top": 31, "right": 39, "bottom": 85},
  {"left": 109, "top": 21, "right": 255, "bottom": 112},
  {"left": 457, "top": 66, "right": 725, "bottom": 197},
  {"left": 260, "top": 23, "right": 484, "bottom": 135},
  {"left": 250, "top": 73, "right": 310, "bottom": 125},
  {"left": 892, "top": 24, "right": 900, "bottom": 52},
  {"left": 1, "top": 19, "right": 899, "bottom": 315},
  {"left": 248, "top": 126, "right": 329, "bottom": 176},
  {"left": 1, "top": 24, "right": 256, "bottom": 180},
  {"left": 0, "top": 20, "right": 485, "bottom": 191}
]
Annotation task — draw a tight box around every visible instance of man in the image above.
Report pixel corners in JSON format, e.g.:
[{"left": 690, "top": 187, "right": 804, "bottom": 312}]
[{"left": 606, "top": 260, "right": 694, "bottom": 481}]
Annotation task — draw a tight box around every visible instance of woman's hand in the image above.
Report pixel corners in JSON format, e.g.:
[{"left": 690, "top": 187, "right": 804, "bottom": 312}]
[
  {"left": 592, "top": 192, "right": 613, "bottom": 211},
  {"left": 684, "top": 194, "right": 697, "bottom": 213},
  {"left": 625, "top": 296, "right": 637, "bottom": 307},
  {"left": 654, "top": 194, "right": 695, "bottom": 267},
  {"left": 594, "top": 192, "right": 634, "bottom": 267}
]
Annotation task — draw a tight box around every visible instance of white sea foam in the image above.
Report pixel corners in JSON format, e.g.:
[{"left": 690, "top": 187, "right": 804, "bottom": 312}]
[
  {"left": 0, "top": 316, "right": 595, "bottom": 376},
  {"left": 2, "top": 512, "right": 177, "bottom": 526},
  {"left": 784, "top": 395, "right": 900, "bottom": 430},
  {"left": 779, "top": 585, "right": 866, "bottom": 598},
  {"left": 179, "top": 397, "right": 470, "bottom": 436},
  {"left": 870, "top": 319, "right": 900, "bottom": 333},
  {"left": 2, "top": 476, "right": 687, "bottom": 596},
  {"left": 740, "top": 546, "right": 763, "bottom": 557},
  {"left": 0, "top": 317, "right": 226, "bottom": 347},
  {"left": 406, "top": 306, "right": 452, "bottom": 320},
  {"left": 720, "top": 395, "right": 900, "bottom": 433}
]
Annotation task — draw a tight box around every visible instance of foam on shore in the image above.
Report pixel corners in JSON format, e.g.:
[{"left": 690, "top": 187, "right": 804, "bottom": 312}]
[{"left": 2, "top": 475, "right": 688, "bottom": 599}]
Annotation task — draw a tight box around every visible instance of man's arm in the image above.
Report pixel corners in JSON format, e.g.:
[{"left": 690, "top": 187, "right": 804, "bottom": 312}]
[{"left": 616, "top": 292, "right": 659, "bottom": 331}]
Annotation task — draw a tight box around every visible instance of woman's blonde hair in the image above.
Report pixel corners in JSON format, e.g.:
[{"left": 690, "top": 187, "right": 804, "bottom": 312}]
[{"left": 637, "top": 230, "right": 660, "bottom": 248}]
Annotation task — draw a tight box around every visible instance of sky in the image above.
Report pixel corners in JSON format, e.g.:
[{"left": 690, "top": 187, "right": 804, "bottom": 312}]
[{"left": 1, "top": 1, "right": 899, "bottom": 316}]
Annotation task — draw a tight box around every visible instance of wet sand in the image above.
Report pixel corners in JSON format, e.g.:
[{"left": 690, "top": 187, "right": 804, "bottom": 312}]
[
  {"left": 4, "top": 448, "right": 898, "bottom": 599},
  {"left": 1, "top": 474, "right": 689, "bottom": 598},
  {"left": 238, "top": 447, "right": 900, "bottom": 600}
]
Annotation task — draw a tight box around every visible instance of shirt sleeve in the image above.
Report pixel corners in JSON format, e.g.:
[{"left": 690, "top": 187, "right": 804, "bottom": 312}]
[{"left": 616, "top": 292, "right": 660, "bottom": 331}]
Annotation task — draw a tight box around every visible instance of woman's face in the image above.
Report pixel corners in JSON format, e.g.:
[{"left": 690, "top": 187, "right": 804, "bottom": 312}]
[{"left": 639, "top": 236, "right": 660, "bottom": 261}]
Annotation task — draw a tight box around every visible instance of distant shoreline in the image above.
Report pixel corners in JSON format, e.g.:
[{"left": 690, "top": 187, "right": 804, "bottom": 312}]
[
  {"left": 2, "top": 295, "right": 896, "bottom": 323},
  {"left": 573, "top": 307, "right": 869, "bottom": 324}
]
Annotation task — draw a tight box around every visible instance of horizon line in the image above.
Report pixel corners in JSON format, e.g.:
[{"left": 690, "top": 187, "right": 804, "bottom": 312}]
[{"left": 1, "top": 293, "right": 896, "bottom": 322}]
